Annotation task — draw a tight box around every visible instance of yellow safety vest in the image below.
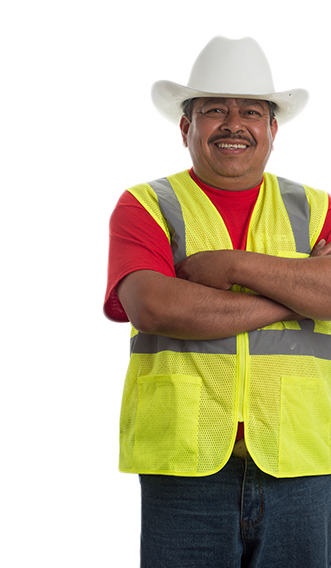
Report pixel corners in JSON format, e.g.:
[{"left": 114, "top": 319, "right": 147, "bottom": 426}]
[{"left": 119, "top": 170, "right": 331, "bottom": 478}]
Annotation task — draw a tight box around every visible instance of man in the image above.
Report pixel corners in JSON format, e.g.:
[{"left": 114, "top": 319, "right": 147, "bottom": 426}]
[{"left": 104, "top": 37, "right": 331, "bottom": 567}]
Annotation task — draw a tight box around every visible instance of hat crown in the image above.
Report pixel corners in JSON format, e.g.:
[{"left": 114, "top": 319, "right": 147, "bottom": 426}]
[{"left": 187, "top": 36, "right": 275, "bottom": 95}]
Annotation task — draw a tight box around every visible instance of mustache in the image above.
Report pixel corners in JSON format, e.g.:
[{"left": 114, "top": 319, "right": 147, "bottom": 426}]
[{"left": 208, "top": 134, "right": 256, "bottom": 147}]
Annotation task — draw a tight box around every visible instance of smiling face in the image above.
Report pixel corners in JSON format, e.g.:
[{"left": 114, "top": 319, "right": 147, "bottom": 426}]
[{"left": 180, "top": 97, "right": 278, "bottom": 190}]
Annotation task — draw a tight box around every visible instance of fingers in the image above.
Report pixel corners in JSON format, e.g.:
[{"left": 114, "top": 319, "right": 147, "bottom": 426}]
[
  {"left": 313, "top": 239, "right": 326, "bottom": 251},
  {"left": 311, "top": 239, "right": 331, "bottom": 257}
]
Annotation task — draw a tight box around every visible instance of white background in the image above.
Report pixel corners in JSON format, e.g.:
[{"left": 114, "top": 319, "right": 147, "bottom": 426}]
[
  {"left": 102, "top": 29, "right": 331, "bottom": 568},
  {"left": 1, "top": 1, "right": 329, "bottom": 566}
]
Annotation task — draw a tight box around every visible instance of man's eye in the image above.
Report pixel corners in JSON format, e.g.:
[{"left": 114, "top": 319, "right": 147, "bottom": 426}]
[
  {"left": 244, "top": 110, "right": 261, "bottom": 117},
  {"left": 205, "top": 108, "right": 225, "bottom": 115}
]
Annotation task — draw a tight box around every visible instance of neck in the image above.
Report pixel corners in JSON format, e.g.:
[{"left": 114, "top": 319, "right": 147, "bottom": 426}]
[{"left": 190, "top": 168, "right": 263, "bottom": 192}]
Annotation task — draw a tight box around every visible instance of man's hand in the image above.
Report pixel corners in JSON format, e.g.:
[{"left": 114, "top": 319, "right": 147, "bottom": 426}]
[
  {"left": 175, "top": 250, "right": 236, "bottom": 290},
  {"left": 311, "top": 239, "right": 331, "bottom": 257}
]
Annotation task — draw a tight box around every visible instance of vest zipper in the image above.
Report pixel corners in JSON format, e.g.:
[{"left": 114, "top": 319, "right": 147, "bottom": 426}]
[{"left": 237, "top": 331, "right": 248, "bottom": 422}]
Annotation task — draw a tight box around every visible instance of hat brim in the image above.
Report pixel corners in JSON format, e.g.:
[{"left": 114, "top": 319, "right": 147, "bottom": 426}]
[{"left": 151, "top": 80, "right": 309, "bottom": 126}]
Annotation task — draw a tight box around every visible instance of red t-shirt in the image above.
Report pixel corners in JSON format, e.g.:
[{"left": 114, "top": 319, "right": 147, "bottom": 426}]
[{"left": 104, "top": 170, "right": 331, "bottom": 442}]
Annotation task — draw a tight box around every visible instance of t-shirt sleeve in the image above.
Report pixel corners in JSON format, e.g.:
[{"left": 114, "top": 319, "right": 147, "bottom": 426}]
[{"left": 103, "top": 190, "right": 176, "bottom": 322}]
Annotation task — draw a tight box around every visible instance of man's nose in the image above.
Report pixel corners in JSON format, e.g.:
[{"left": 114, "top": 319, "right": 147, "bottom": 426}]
[{"left": 219, "top": 110, "right": 244, "bottom": 133}]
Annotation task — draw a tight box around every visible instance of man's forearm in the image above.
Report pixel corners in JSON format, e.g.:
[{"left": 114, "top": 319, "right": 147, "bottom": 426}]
[
  {"left": 175, "top": 243, "right": 331, "bottom": 321},
  {"left": 117, "top": 270, "right": 301, "bottom": 341},
  {"left": 232, "top": 251, "right": 331, "bottom": 320}
]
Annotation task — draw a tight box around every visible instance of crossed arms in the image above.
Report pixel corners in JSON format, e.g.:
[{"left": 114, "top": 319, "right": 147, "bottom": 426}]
[{"left": 117, "top": 240, "right": 331, "bottom": 340}]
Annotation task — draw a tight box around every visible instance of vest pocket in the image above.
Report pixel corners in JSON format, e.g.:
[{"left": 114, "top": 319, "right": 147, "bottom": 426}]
[
  {"left": 133, "top": 375, "right": 202, "bottom": 474},
  {"left": 279, "top": 376, "right": 331, "bottom": 475}
]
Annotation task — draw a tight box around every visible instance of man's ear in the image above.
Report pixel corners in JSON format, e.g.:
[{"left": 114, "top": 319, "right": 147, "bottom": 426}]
[
  {"left": 179, "top": 115, "right": 190, "bottom": 148},
  {"left": 271, "top": 118, "right": 278, "bottom": 147}
]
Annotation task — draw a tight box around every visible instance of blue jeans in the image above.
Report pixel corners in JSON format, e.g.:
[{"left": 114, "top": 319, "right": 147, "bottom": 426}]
[{"left": 140, "top": 456, "right": 331, "bottom": 567}]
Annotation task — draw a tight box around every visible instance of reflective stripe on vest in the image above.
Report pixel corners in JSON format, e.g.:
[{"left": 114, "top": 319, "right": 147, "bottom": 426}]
[
  {"left": 249, "top": 321, "right": 331, "bottom": 359},
  {"left": 131, "top": 323, "right": 331, "bottom": 360},
  {"left": 131, "top": 333, "right": 237, "bottom": 355},
  {"left": 277, "top": 177, "right": 311, "bottom": 254},
  {"left": 148, "top": 177, "right": 187, "bottom": 264}
]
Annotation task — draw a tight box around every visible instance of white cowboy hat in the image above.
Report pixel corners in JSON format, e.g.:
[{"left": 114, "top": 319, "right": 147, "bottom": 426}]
[{"left": 151, "top": 36, "right": 309, "bottom": 125}]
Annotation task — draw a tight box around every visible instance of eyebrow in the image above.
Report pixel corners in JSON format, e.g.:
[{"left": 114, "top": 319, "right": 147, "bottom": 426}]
[
  {"left": 239, "top": 99, "right": 266, "bottom": 109},
  {"left": 201, "top": 98, "right": 266, "bottom": 108}
]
